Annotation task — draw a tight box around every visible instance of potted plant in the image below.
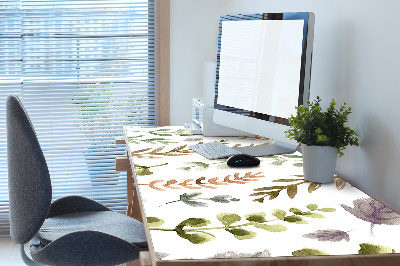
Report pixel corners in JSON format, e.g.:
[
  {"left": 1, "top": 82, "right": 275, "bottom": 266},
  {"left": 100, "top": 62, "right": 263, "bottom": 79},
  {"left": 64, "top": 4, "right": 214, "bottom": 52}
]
[
  {"left": 285, "top": 96, "right": 359, "bottom": 183},
  {"left": 73, "top": 83, "right": 135, "bottom": 186}
]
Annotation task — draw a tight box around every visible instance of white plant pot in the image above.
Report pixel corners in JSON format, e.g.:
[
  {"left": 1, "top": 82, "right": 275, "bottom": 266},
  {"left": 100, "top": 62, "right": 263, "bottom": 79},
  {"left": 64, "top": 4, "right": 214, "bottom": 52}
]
[{"left": 302, "top": 144, "right": 338, "bottom": 183}]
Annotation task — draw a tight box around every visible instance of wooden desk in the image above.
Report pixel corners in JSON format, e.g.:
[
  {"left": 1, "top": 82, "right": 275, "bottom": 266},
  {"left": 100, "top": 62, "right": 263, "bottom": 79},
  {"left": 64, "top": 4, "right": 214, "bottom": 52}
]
[{"left": 118, "top": 126, "right": 400, "bottom": 266}]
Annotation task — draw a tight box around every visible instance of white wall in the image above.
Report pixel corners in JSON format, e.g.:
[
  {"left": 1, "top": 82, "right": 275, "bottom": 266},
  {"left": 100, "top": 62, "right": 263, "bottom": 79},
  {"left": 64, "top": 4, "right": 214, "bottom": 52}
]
[
  {"left": 170, "top": 0, "right": 228, "bottom": 124},
  {"left": 170, "top": 0, "right": 400, "bottom": 213}
]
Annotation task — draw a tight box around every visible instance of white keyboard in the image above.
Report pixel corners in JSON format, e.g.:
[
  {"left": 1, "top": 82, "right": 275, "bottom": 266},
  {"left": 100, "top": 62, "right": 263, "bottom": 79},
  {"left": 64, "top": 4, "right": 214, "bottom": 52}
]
[{"left": 189, "top": 142, "right": 243, "bottom": 159}]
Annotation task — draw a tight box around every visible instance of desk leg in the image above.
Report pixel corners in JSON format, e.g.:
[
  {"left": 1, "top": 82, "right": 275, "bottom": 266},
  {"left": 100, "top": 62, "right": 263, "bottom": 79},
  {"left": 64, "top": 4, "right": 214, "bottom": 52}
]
[
  {"left": 125, "top": 260, "right": 140, "bottom": 266},
  {"left": 125, "top": 171, "right": 147, "bottom": 266},
  {"left": 127, "top": 168, "right": 143, "bottom": 223},
  {"left": 126, "top": 168, "right": 133, "bottom": 217},
  {"left": 139, "top": 252, "right": 152, "bottom": 266},
  {"left": 125, "top": 252, "right": 151, "bottom": 266}
]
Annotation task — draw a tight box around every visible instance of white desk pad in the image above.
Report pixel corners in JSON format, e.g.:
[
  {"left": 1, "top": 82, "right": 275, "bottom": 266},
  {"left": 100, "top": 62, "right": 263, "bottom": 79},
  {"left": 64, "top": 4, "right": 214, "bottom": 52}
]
[{"left": 124, "top": 126, "right": 400, "bottom": 261}]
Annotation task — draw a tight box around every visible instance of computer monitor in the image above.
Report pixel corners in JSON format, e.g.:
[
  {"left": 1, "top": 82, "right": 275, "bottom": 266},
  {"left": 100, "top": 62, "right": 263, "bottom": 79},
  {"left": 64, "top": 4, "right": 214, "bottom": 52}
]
[{"left": 213, "top": 12, "right": 315, "bottom": 156}]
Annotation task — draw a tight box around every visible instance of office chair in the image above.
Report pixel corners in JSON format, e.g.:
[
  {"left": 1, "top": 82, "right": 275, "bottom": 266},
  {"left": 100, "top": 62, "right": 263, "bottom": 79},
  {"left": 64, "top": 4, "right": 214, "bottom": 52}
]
[{"left": 6, "top": 94, "right": 148, "bottom": 265}]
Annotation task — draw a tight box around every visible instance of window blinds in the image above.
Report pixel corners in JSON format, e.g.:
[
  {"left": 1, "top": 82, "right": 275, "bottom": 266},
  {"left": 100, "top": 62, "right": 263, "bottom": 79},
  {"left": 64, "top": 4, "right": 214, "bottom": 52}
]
[{"left": 0, "top": 0, "right": 159, "bottom": 236}]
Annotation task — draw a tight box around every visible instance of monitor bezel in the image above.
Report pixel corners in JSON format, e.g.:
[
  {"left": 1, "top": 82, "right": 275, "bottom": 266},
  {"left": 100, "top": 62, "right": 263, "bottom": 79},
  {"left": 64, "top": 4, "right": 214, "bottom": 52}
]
[{"left": 213, "top": 12, "right": 314, "bottom": 126}]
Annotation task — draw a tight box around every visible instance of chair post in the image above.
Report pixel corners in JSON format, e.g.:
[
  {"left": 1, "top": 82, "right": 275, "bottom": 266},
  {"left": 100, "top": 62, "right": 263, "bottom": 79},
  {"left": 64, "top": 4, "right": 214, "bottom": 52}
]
[{"left": 20, "top": 244, "right": 45, "bottom": 266}]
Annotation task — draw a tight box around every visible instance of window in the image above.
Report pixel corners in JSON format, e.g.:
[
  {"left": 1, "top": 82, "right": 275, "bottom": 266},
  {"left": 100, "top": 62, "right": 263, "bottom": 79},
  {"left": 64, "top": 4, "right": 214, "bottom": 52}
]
[{"left": 0, "top": 0, "right": 169, "bottom": 236}]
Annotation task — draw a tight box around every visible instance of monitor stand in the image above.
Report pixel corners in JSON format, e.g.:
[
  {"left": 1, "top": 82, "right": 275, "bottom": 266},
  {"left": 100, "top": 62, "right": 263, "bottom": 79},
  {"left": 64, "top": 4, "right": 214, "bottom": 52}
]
[{"left": 232, "top": 141, "right": 298, "bottom": 157}]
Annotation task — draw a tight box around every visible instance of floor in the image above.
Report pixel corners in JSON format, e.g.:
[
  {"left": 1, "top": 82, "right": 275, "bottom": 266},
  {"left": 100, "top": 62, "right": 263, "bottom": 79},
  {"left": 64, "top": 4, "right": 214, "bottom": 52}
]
[
  {"left": 0, "top": 237, "right": 25, "bottom": 266},
  {"left": 0, "top": 236, "right": 141, "bottom": 266}
]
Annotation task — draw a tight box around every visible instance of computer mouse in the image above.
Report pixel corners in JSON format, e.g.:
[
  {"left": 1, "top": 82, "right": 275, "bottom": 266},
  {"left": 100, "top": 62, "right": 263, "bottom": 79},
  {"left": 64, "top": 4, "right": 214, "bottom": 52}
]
[{"left": 227, "top": 154, "right": 260, "bottom": 167}]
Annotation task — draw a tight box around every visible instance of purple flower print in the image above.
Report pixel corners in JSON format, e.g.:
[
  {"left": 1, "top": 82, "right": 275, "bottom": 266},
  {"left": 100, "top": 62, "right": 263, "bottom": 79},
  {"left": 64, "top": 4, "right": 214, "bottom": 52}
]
[
  {"left": 341, "top": 197, "right": 400, "bottom": 235},
  {"left": 209, "top": 249, "right": 271, "bottom": 259},
  {"left": 155, "top": 252, "right": 169, "bottom": 260},
  {"left": 303, "top": 229, "right": 350, "bottom": 242}
]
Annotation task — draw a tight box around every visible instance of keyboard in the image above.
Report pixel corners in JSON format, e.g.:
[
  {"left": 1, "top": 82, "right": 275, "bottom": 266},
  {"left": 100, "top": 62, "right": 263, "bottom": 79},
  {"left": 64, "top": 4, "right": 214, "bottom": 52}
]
[{"left": 189, "top": 142, "right": 243, "bottom": 159}]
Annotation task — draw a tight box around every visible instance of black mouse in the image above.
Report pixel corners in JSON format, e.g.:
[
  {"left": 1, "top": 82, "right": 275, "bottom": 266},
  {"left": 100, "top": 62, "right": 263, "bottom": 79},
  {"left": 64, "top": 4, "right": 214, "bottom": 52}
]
[{"left": 227, "top": 154, "right": 260, "bottom": 167}]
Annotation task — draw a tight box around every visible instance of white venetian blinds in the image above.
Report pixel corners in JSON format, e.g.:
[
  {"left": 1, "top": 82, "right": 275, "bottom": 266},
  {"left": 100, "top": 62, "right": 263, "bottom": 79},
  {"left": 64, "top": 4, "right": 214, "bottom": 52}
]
[{"left": 0, "top": 0, "right": 159, "bottom": 236}]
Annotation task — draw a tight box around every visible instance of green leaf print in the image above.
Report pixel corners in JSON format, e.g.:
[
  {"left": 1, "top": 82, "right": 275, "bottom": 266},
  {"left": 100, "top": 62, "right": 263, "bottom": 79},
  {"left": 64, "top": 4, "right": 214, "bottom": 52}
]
[
  {"left": 263, "top": 155, "right": 287, "bottom": 166},
  {"left": 301, "top": 212, "right": 325, "bottom": 219},
  {"left": 175, "top": 218, "right": 215, "bottom": 244},
  {"left": 254, "top": 223, "right": 287, "bottom": 232},
  {"left": 292, "top": 248, "right": 329, "bottom": 256},
  {"left": 271, "top": 209, "right": 286, "bottom": 220},
  {"left": 262, "top": 154, "right": 302, "bottom": 167},
  {"left": 284, "top": 215, "right": 306, "bottom": 224},
  {"left": 306, "top": 204, "right": 335, "bottom": 213},
  {"left": 251, "top": 176, "right": 347, "bottom": 202},
  {"left": 226, "top": 228, "right": 257, "bottom": 240},
  {"left": 289, "top": 208, "right": 303, "bottom": 215},
  {"left": 178, "top": 161, "right": 210, "bottom": 171},
  {"left": 179, "top": 231, "right": 216, "bottom": 244},
  {"left": 317, "top": 208, "right": 336, "bottom": 212},
  {"left": 173, "top": 128, "right": 193, "bottom": 136},
  {"left": 306, "top": 204, "right": 318, "bottom": 211},
  {"left": 288, "top": 206, "right": 331, "bottom": 219},
  {"left": 147, "top": 217, "right": 165, "bottom": 227},
  {"left": 134, "top": 163, "right": 168, "bottom": 176},
  {"left": 282, "top": 154, "right": 302, "bottom": 159},
  {"left": 149, "top": 129, "right": 173, "bottom": 136},
  {"left": 178, "top": 218, "right": 210, "bottom": 228},
  {"left": 149, "top": 205, "right": 335, "bottom": 244},
  {"left": 358, "top": 243, "right": 395, "bottom": 254},
  {"left": 244, "top": 213, "right": 267, "bottom": 223},
  {"left": 209, "top": 195, "right": 240, "bottom": 203},
  {"left": 217, "top": 213, "right": 241, "bottom": 226}
]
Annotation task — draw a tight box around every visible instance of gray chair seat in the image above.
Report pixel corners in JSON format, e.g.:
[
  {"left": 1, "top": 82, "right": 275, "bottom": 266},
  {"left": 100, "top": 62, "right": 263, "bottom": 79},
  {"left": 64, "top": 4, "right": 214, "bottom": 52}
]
[{"left": 37, "top": 211, "right": 147, "bottom": 248}]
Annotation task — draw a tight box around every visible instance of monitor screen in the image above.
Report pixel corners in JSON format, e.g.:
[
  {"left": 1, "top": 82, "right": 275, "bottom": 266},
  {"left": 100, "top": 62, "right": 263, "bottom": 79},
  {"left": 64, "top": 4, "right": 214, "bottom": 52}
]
[
  {"left": 217, "top": 19, "right": 304, "bottom": 119},
  {"left": 213, "top": 13, "right": 314, "bottom": 156}
]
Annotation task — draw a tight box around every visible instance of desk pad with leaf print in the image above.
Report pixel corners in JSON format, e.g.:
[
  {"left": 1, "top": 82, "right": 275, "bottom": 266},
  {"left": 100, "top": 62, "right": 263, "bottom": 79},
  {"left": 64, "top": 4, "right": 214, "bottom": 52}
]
[{"left": 124, "top": 126, "right": 400, "bottom": 261}]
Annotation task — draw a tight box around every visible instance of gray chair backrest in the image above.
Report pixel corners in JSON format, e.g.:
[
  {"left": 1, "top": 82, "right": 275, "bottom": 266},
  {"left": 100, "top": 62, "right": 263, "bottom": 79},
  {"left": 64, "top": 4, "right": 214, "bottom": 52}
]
[{"left": 7, "top": 94, "right": 52, "bottom": 244}]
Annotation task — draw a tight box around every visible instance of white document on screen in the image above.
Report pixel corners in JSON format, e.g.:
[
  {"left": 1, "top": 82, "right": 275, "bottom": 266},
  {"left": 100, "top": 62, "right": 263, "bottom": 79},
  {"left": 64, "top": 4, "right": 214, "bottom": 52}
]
[{"left": 217, "top": 19, "right": 304, "bottom": 118}]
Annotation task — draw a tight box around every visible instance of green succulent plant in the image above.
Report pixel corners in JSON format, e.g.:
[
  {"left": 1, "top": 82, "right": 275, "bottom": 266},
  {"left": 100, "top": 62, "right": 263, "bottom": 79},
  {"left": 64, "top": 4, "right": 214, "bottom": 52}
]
[{"left": 285, "top": 96, "right": 359, "bottom": 157}]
